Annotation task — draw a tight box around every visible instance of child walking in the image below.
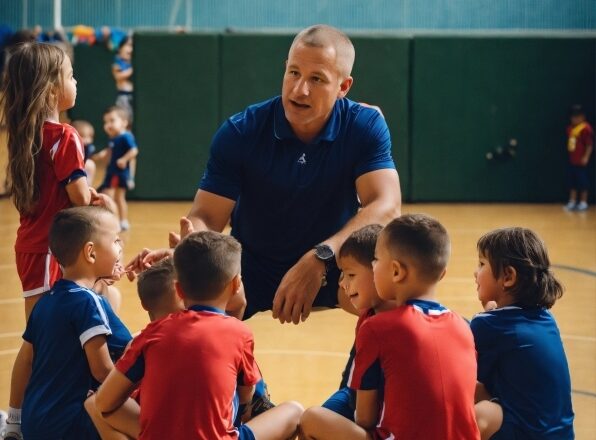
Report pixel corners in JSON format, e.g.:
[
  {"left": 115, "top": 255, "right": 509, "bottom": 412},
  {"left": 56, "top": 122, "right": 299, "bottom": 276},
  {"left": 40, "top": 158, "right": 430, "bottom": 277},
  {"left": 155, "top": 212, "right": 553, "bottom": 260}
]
[
  {"left": 472, "top": 227, "right": 574, "bottom": 439},
  {"left": 5, "top": 206, "right": 132, "bottom": 440},
  {"left": 0, "top": 42, "right": 108, "bottom": 319}
]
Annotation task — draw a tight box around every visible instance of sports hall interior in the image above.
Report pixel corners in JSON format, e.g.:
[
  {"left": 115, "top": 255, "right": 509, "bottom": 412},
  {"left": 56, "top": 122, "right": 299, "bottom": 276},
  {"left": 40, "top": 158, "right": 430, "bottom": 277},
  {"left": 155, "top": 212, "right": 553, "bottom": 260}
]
[{"left": 0, "top": 1, "right": 595, "bottom": 438}]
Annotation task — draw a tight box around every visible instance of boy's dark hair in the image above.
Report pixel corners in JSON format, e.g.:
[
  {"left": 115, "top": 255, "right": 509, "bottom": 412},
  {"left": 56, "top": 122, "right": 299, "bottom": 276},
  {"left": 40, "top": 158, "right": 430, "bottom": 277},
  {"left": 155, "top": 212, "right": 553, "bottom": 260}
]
[
  {"left": 339, "top": 224, "right": 383, "bottom": 267},
  {"left": 477, "top": 227, "right": 563, "bottom": 309},
  {"left": 137, "top": 258, "right": 175, "bottom": 311},
  {"left": 569, "top": 104, "right": 585, "bottom": 118},
  {"left": 173, "top": 231, "right": 241, "bottom": 301},
  {"left": 382, "top": 214, "right": 450, "bottom": 282},
  {"left": 104, "top": 105, "right": 129, "bottom": 121},
  {"left": 49, "top": 206, "right": 112, "bottom": 266}
]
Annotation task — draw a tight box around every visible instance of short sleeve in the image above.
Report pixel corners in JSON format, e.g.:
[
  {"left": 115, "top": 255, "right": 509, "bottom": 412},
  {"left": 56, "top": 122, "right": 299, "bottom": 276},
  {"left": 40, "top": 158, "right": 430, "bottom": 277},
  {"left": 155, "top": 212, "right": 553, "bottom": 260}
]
[
  {"left": 74, "top": 293, "right": 112, "bottom": 347},
  {"left": 198, "top": 120, "right": 245, "bottom": 201},
  {"left": 236, "top": 331, "right": 261, "bottom": 387},
  {"left": 470, "top": 313, "right": 502, "bottom": 385},
  {"left": 116, "top": 333, "right": 147, "bottom": 384},
  {"left": 353, "top": 108, "right": 395, "bottom": 179},
  {"left": 53, "top": 126, "right": 86, "bottom": 183},
  {"left": 349, "top": 320, "right": 382, "bottom": 391},
  {"left": 123, "top": 132, "right": 138, "bottom": 150},
  {"left": 581, "top": 125, "right": 594, "bottom": 146}
]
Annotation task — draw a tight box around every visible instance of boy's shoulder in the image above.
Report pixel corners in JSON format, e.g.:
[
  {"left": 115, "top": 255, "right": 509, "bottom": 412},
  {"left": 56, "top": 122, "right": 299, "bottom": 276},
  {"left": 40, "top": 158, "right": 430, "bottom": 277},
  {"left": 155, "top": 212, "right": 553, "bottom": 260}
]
[{"left": 471, "top": 305, "right": 552, "bottom": 329}]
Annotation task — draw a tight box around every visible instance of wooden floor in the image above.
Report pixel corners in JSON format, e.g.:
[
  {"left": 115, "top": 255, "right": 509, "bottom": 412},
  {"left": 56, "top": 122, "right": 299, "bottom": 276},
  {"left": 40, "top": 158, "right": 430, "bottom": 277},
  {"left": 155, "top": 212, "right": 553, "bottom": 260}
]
[{"left": 0, "top": 200, "right": 594, "bottom": 438}]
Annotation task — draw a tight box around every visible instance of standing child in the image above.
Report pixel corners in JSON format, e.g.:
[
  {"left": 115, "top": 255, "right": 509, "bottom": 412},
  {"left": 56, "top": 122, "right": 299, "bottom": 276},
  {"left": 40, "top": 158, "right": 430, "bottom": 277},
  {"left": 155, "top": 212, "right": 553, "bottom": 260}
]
[
  {"left": 472, "top": 227, "right": 574, "bottom": 439},
  {"left": 0, "top": 42, "right": 106, "bottom": 319},
  {"left": 112, "top": 36, "right": 134, "bottom": 122},
  {"left": 94, "top": 106, "right": 138, "bottom": 231},
  {"left": 564, "top": 104, "right": 593, "bottom": 212},
  {"left": 71, "top": 120, "right": 97, "bottom": 186},
  {"left": 302, "top": 224, "right": 395, "bottom": 426},
  {"left": 302, "top": 214, "right": 480, "bottom": 440},
  {"left": 93, "top": 231, "right": 303, "bottom": 439},
  {"left": 4, "top": 206, "right": 132, "bottom": 440}
]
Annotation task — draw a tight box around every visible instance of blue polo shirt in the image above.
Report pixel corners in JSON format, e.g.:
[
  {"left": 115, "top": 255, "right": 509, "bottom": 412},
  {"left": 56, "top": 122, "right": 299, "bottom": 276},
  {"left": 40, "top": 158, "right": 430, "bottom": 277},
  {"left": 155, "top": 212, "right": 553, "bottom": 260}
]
[
  {"left": 471, "top": 305, "right": 574, "bottom": 439},
  {"left": 107, "top": 131, "right": 137, "bottom": 175},
  {"left": 200, "top": 96, "right": 395, "bottom": 314},
  {"left": 22, "top": 279, "right": 132, "bottom": 440}
]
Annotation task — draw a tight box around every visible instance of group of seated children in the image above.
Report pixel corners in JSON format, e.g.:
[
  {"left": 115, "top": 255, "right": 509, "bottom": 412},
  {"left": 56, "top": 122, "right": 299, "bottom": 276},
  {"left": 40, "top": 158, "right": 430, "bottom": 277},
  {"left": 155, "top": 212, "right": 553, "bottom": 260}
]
[{"left": 3, "top": 209, "right": 574, "bottom": 439}]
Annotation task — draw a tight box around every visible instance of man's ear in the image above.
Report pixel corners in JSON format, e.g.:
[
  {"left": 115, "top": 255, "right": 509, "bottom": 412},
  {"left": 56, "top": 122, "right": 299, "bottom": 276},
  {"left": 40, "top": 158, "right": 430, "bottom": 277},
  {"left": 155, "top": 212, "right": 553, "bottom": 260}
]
[
  {"left": 84, "top": 242, "right": 95, "bottom": 263},
  {"left": 392, "top": 260, "right": 407, "bottom": 283},
  {"left": 338, "top": 76, "right": 353, "bottom": 98},
  {"left": 174, "top": 280, "right": 186, "bottom": 301},
  {"left": 502, "top": 266, "right": 517, "bottom": 288}
]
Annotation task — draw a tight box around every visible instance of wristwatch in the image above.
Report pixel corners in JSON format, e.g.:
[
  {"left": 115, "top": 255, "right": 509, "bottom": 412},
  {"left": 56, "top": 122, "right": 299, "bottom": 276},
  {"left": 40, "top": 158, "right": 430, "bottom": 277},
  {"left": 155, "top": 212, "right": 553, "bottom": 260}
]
[{"left": 314, "top": 243, "right": 335, "bottom": 286}]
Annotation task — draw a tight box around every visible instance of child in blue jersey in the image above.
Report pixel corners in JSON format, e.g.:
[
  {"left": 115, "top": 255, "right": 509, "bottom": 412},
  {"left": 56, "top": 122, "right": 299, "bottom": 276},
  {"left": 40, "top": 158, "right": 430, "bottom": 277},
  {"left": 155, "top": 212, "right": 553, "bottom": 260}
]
[
  {"left": 319, "top": 224, "right": 395, "bottom": 420},
  {"left": 94, "top": 106, "right": 139, "bottom": 231},
  {"left": 472, "top": 227, "right": 574, "bottom": 440},
  {"left": 5, "top": 206, "right": 132, "bottom": 440}
]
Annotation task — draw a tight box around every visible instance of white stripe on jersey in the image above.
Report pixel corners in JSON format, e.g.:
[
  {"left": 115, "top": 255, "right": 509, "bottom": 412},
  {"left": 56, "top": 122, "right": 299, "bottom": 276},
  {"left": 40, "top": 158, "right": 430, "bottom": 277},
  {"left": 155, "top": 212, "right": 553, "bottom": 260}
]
[
  {"left": 80, "top": 324, "right": 111, "bottom": 347},
  {"left": 69, "top": 286, "right": 112, "bottom": 336}
]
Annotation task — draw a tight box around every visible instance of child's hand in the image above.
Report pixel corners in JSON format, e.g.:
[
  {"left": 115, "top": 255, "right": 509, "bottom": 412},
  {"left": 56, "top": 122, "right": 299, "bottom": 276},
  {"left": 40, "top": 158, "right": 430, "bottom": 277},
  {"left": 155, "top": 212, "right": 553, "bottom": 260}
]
[
  {"left": 127, "top": 178, "right": 135, "bottom": 190},
  {"left": 116, "top": 158, "right": 127, "bottom": 169},
  {"left": 90, "top": 191, "right": 118, "bottom": 214},
  {"left": 125, "top": 248, "right": 174, "bottom": 280}
]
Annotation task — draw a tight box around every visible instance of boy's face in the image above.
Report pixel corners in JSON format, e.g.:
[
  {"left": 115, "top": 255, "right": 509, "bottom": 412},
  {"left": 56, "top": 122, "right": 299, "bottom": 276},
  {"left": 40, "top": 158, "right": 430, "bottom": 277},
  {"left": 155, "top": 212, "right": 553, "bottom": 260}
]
[
  {"left": 78, "top": 126, "right": 94, "bottom": 146},
  {"left": 119, "top": 40, "right": 133, "bottom": 61},
  {"left": 103, "top": 111, "right": 128, "bottom": 138},
  {"left": 474, "top": 254, "right": 502, "bottom": 306},
  {"left": 570, "top": 114, "right": 585, "bottom": 126},
  {"left": 339, "top": 255, "right": 378, "bottom": 311},
  {"left": 91, "top": 213, "right": 123, "bottom": 278},
  {"left": 372, "top": 234, "right": 397, "bottom": 301}
]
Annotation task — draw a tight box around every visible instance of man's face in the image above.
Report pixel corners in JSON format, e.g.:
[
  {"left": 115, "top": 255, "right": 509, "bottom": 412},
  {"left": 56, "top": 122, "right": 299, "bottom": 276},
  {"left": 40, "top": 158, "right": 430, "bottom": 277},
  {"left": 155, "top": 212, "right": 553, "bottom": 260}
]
[{"left": 281, "top": 42, "right": 351, "bottom": 139}]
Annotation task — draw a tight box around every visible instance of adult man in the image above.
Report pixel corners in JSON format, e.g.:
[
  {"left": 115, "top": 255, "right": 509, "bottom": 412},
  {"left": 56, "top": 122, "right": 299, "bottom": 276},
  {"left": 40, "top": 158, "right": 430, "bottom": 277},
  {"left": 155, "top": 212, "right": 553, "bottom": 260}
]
[{"left": 132, "top": 25, "right": 401, "bottom": 324}]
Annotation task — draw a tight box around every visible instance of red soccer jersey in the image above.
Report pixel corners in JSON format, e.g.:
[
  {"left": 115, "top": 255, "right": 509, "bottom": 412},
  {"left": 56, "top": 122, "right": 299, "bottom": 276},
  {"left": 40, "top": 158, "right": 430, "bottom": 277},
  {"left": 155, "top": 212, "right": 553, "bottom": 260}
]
[
  {"left": 567, "top": 122, "right": 594, "bottom": 166},
  {"left": 349, "top": 299, "right": 479, "bottom": 440},
  {"left": 15, "top": 121, "right": 86, "bottom": 253},
  {"left": 116, "top": 305, "right": 261, "bottom": 440}
]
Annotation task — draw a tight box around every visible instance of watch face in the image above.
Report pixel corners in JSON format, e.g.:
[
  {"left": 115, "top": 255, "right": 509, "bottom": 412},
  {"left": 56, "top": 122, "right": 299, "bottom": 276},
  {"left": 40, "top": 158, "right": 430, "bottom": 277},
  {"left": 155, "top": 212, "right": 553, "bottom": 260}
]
[{"left": 315, "top": 244, "right": 334, "bottom": 260}]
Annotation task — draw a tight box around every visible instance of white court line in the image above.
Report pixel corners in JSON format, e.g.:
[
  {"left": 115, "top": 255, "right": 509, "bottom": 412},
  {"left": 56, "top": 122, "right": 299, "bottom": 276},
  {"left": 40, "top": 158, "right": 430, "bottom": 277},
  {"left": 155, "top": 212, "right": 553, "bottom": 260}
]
[
  {"left": 0, "top": 298, "right": 22, "bottom": 305},
  {"left": 561, "top": 334, "right": 596, "bottom": 343},
  {"left": 255, "top": 349, "right": 348, "bottom": 358},
  {"left": 0, "top": 348, "right": 19, "bottom": 356},
  {"left": 0, "top": 332, "right": 21, "bottom": 339}
]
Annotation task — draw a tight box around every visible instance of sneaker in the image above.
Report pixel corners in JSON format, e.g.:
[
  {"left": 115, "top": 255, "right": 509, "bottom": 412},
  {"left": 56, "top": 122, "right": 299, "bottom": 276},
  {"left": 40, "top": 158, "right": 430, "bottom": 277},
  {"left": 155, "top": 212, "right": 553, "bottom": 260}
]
[
  {"left": 563, "top": 201, "right": 576, "bottom": 211},
  {"left": 120, "top": 219, "right": 130, "bottom": 231},
  {"left": 250, "top": 393, "right": 275, "bottom": 419},
  {"left": 0, "top": 410, "right": 7, "bottom": 437},
  {"left": 576, "top": 201, "right": 588, "bottom": 212}
]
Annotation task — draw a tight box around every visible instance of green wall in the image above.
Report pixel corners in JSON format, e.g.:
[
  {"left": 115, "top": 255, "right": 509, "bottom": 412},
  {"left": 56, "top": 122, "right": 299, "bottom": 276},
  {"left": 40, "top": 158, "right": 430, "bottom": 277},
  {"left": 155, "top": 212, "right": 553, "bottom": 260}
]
[{"left": 72, "top": 33, "right": 595, "bottom": 202}]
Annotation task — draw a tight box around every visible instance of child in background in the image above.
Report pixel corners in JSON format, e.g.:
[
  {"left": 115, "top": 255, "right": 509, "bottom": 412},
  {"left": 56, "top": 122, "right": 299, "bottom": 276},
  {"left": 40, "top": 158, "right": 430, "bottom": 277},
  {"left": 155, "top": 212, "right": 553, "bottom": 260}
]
[
  {"left": 112, "top": 36, "right": 134, "bottom": 123},
  {"left": 305, "top": 224, "right": 395, "bottom": 424},
  {"left": 93, "top": 231, "right": 303, "bottom": 439},
  {"left": 94, "top": 106, "right": 139, "bottom": 231},
  {"left": 4, "top": 207, "right": 132, "bottom": 440},
  {"left": 472, "top": 227, "right": 574, "bottom": 439},
  {"left": 72, "top": 120, "right": 97, "bottom": 186},
  {"left": 302, "top": 214, "right": 479, "bottom": 440},
  {"left": 0, "top": 42, "right": 109, "bottom": 319},
  {"left": 564, "top": 104, "right": 593, "bottom": 212}
]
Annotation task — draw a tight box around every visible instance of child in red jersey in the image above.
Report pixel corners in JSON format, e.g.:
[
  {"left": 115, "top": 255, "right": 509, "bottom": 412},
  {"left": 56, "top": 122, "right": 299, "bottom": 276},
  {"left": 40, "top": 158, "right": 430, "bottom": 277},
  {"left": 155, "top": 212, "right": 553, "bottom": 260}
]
[
  {"left": 301, "top": 214, "right": 479, "bottom": 440},
  {"left": 564, "top": 104, "right": 593, "bottom": 212},
  {"left": 93, "top": 231, "right": 303, "bottom": 440}
]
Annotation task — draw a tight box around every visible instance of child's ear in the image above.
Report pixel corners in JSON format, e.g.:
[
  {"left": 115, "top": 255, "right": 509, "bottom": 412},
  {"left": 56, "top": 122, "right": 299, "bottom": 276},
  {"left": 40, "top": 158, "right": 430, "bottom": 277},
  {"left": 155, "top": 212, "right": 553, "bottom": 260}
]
[
  {"left": 438, "top": 268, "right": 447, "bottom": 281},
  {"left": 84, "top": 242, "right": 96, "bottom": 263},
  {"left": 392, "top": 260, "right": 407, "bottom": 283},
  {"left": 174, "top": 280, "right": 186, "bottom": 301},
  {"left": 502, "top": 266, "right": 517, "bottom": 288},
  {"left": 230, "top": 274, "right": 241, "bottom": 295}
]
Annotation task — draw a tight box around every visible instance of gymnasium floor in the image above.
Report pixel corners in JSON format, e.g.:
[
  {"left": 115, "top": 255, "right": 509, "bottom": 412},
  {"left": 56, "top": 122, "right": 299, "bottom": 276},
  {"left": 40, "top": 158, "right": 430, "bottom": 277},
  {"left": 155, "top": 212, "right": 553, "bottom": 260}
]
[{"left": 0, "top": 200, "right": 594, "bottom": 438}]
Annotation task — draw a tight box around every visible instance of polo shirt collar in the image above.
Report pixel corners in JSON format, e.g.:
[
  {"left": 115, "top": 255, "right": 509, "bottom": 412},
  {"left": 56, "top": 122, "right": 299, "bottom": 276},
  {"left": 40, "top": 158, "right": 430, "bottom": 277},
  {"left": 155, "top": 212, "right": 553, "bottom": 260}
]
[
  {"left": 188, "top": 304, "right": 227, "bottom": 315},
  {"left": 273, "top": 97, "right": 342, "bottom": 144}
]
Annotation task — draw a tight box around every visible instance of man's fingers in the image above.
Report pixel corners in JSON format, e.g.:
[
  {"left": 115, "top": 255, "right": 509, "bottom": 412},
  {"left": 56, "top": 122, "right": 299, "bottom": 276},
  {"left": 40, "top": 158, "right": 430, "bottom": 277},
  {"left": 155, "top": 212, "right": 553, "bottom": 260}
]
[
  {"left": 180, "top": 217, "right": 194, "bottom": 238},
  {"left": 168, "top": 232, "right": 181, "bottom": 248},
  {"left": 301, "top": 301, "right": 313, "bottom": 322},
  {"left": 291, "top": 302, "right": 303, "bottom": 325},
  {"left": 271, "top": 291, "right": 283, "bottom": 320}
]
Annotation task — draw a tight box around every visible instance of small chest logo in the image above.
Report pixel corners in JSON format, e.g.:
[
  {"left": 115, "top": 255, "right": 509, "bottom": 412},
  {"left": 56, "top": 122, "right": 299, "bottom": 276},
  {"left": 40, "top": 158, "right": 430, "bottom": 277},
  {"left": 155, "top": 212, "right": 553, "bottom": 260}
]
[{"left": 297, "top": 153, "right": 307, "bottom": 165}]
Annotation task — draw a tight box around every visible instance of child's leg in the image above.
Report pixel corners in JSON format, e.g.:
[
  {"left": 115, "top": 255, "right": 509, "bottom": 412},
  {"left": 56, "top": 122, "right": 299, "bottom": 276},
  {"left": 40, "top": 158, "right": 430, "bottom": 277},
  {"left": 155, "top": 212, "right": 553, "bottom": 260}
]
[
  {"left": 299, "top": 406, "right": 373, "bottom": 440},
  {"left": 84, "top": 394, "right": 140, "bottom": 440},
  {"left": 244, "top": 401, "right": 303, "bottom": 440},
  {"left": 24, "top": 295, "right": 42, "bottom": 321},
  {"left": 85, "top": 159, "right": 96, "bottom": 186},
  {"left": 114, "top": 188, "right": 128, "bottom": 228},
  {"left": 475, "top": 400, "right": 503, "bottom": 440}
]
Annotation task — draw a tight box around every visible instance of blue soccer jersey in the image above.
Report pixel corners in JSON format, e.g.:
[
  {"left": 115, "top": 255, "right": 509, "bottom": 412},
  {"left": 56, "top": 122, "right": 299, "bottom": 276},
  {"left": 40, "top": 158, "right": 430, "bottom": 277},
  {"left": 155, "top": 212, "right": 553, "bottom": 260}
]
[
  {"left": 106, "top": 131, "right": 137, "bottom": 175},
  {"left": 199, "top": 97, "right": 395, "bottom": 315},
  {"left": 471, "top": 305, "right": 574, "bottom": 439},
  {"left": 22, "top": 279, "right": 132, "bottom": 440}
]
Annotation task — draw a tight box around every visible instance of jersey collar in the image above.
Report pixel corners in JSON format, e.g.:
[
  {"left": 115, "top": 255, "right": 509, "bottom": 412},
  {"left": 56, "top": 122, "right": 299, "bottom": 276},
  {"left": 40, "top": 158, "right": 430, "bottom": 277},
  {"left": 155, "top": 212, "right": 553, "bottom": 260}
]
[
  {"left": 273, "top": 97, "right": 342, "bottom": 144},
  {"left": 188, "top": 304, "right": 227, "bottom": 315},
  {"left": 406, "top": 299, "right": 449, "bottom": 315}
]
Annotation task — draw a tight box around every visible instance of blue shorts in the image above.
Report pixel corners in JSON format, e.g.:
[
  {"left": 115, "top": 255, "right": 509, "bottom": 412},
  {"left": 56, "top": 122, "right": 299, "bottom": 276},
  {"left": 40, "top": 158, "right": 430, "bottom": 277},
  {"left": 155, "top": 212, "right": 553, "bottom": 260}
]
[
  {"left": 99, "top": 169, "right": 131, "bottom": 190},
  {"left": 568, "top": 164, "right": 589, "bottom": 191},
  {"left": 62, "top": 408, "right": 100, "bottom": 440},
  {"left": 238, "top": 424, "right": 256, "bottom": 440},
  {"left": 322, "top": 387, "right": 355, "bottom": 421}
]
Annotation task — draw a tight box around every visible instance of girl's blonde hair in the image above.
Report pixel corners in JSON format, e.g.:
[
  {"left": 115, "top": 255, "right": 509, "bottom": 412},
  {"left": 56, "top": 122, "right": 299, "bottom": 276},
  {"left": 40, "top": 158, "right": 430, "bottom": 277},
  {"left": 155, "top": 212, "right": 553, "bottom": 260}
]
[{"left": 1, "top": 42, "right": 66, "bottom": 214}]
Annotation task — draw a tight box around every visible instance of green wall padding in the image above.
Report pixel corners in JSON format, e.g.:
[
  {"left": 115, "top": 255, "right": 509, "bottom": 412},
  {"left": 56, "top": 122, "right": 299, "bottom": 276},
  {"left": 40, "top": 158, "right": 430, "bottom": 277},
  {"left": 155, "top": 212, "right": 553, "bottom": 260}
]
[
  {"left": 70, "top": 44, "right": 116, "bottom": 150},
  {"left": 133, "top": 32, "right": 220, "bottom": 199},
  {"left": 411, "top": 37, "right": 595, "bottom": 202}
]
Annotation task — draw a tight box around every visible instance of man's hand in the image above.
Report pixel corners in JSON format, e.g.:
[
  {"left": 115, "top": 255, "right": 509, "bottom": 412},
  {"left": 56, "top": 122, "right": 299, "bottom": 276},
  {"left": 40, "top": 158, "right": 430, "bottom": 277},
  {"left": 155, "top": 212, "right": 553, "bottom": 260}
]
[
  {"left": 272, "top": 251, "right": 325, "bottom": 324},
  {"left": 168, "top": 217, "right": 195, "bottom": 248},
  {"left": 124, "top": 248, "right": 173, "bottom": 281}
]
